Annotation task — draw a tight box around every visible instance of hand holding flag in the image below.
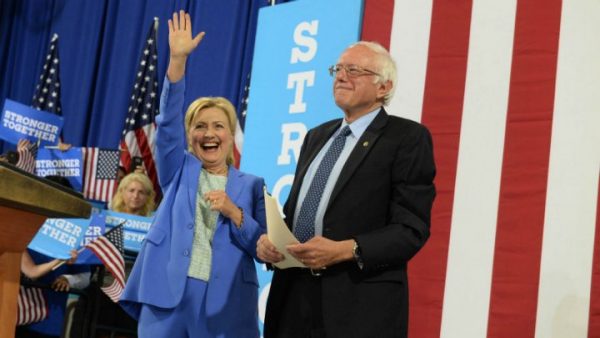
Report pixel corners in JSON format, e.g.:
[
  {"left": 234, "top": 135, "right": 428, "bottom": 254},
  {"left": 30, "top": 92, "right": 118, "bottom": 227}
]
[
  {"left": 51, "top": 222, "right": 125, "bottom": 303},
  {"left": 84, "top": 224, "right": 125, "bottom": 302}
]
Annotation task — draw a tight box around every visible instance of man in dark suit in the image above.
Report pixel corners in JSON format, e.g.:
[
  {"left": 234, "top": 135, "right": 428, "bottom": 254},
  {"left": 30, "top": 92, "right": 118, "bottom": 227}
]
[{"left": 257, "top": 41, "right": 436, "bottom": 338}]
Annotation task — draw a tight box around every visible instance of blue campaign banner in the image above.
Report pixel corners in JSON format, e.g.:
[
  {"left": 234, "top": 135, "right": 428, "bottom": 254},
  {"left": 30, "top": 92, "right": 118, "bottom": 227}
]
[
  {"left": 28, "top": 218, "right": 90, "bottom": 260},
  {"left": 239, "top": 0, "right": 364, "bottom": 333},
  {"left": 88, "top": 200, "right": 108, "bottom": 214},
  {"left": 36, "top": 147, "right": 84, "bottom": 191},
  {"left": 241, "top": 0, "right": 364, "bottom": 209},
  {"left": 104, "top": 210, "right": 153, "bottom": 253},
  {"left": 0, "top": 99, "right": 63, "bottom": 146},
  {"left": 75, "top": 212, "right": 106, "bottom": 265}
]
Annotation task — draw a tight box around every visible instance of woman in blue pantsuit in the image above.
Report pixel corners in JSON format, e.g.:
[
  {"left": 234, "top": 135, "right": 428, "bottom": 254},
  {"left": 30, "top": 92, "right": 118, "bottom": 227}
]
[{"left": 120, "top": 11, "right": 266, "bottom": 338}]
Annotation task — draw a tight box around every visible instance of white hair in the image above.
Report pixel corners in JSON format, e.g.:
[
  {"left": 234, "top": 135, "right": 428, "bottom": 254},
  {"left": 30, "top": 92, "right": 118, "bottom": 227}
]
[{"left": 350, "top": 41, "right": 397, "bottom": 105}]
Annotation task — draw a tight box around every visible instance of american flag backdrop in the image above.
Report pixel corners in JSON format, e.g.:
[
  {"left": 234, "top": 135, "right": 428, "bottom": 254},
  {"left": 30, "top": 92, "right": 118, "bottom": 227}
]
[
  {"left": 16, "top": 286, "right": 48, "bottom": 326},
  {"left": 31, "top": 33, "right": 62, "bottom": 116},
  {"left": 119, "top": 18, "right": 159, "bottom": 195},
  {"left": 85, "top": 225, "right": 125, "bottom": 303},
  {"left": 357, "top": 0, "right": 600, "bottom": 337},
  {"left": 82, "top": 147, "right": 120, "bottom": 203},
  {"left": 234, "top": 73, "right": 251, "bottom": 168},
  {"left": 16, "top": 33, "right": 62, "bottom": 170}
]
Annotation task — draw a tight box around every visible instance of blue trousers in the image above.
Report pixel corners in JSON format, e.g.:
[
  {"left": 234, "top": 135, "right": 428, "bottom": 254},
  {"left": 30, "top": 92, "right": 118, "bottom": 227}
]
[{"left": 138, "top": 277, "right": 209, "bottom": 338}]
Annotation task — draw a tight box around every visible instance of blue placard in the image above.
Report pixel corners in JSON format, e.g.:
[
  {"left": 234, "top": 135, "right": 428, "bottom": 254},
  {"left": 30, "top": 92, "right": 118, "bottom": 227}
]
[
  {"left": 239, "top": 0, "right": 364, "bottom": 334},
  {"left": 28, "top": 218, "right": 90, "bottom": 259},
  {"left": 88, "top": 200, "right": 108, "bottom": 214},
  {"left": 81, "top": 212, "right": 106, "bottom": 246},
  {"left": 76, "top": 212, "right": 106, "bottom": 265},
  {"left": 241, "top": 0, "right": 364, "bottom": 209},
  {"left": 35, "top": 147, "right": 84, "bottom": 191},
  {"left": 104, "top": 210, "right": 153, "bottom": 253},
  {"left": 0, "top": 99, "right": 63, "bottom": 146}
]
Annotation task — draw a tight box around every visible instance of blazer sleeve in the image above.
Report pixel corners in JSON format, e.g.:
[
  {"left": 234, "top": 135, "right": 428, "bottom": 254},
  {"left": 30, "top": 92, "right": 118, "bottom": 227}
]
[
  {"left": 155, "top": 76, "right": 187, "bottom": 189},
  {"left": 230, "top": 176, "right": 267, "bottom": 261},
  {"left": 357, "top": 124, "right": 436, "bottom": 269}
]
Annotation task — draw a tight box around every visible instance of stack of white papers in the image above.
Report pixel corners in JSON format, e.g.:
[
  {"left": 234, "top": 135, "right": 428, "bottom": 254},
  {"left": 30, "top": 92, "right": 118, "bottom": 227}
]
[{"left": 264, "top": 190, "right": 306, "bottom": 269}]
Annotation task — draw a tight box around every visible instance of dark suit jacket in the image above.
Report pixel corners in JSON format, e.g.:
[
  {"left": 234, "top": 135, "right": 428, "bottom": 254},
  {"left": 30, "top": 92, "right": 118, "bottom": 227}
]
[{"left": 264, "top": 108, "right": 436, "bottom": 338}]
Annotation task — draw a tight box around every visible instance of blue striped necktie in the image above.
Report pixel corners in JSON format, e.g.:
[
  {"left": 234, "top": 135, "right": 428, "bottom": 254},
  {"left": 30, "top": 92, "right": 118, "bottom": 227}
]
[{"left": 294, "top": 126, "right": 352, "bottom": 243}]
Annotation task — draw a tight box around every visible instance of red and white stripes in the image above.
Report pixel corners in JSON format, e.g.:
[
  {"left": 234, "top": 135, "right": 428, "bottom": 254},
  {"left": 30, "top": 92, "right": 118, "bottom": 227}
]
[
  {"left": 82, "top": 147, "right": 118, "bottom": 203},
  {"left": 16, "top": 286, "right": 48, "bottom": 326},
  {"left": 86, "top": 235, "right": 125, "bottom": 302},
  {"left": 362, "top": 0, "right": 600, "bottom": 336}
]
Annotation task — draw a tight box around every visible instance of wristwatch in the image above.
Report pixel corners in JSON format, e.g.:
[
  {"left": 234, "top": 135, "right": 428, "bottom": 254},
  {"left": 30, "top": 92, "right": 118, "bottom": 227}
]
[{"left": 352, "top": 240, "right": 364, "bottom": 270}]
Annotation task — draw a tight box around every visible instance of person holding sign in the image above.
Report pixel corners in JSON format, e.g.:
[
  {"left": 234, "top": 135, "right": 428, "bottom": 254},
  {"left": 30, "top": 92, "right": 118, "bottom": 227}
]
[
  {"left": 17, "top": 249, "right": 90, "bottom": 338},
  {"left": 110, "top": 172, "right": 156, "bottom": 216},
  {"left": 120, "top": 11, "right": 267, "bottom": 338},
  {"left": 20, "top": 249, "right": 77, "bottom": 282},
  {"left": 256, "top": 41, "right": 436, "bottom": 337},
  {"left": 17, "top": 176, "right": 91, "bottom": 338}
]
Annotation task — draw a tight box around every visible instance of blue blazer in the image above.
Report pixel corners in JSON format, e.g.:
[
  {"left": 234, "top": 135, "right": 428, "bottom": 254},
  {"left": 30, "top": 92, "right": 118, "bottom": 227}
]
[{"left": 120, "top": 78, "right": 266, "bottom": 336}]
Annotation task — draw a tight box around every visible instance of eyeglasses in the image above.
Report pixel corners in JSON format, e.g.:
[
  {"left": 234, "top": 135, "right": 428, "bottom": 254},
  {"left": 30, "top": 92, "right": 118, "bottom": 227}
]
[{"left": 328, "top": 64, "right": 381, "bottom": 78}]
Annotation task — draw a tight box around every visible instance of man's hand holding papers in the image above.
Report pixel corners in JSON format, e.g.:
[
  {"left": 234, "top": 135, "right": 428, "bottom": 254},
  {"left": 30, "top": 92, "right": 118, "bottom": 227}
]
[{"left": 263, "top": 190, "right": 306, "bottom": 269}]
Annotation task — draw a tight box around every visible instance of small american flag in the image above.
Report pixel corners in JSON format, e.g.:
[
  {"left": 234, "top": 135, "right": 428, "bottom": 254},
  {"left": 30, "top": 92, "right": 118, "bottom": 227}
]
[
  {"left": 85, "top": 224, "right": 125, "bottom": 303},
  {"left": 16, "top": 286, "right": 48, "bottom": 325},
  {"left": 15, "top": 139, "right": 39, "bottom": 174},
  {"left": 120, "top": 18, "right": 159, "bottom": 196},
  {"left": 82, "top": 148, "right": 119, "bottom": 203},
  {"left": 32, "top": 33, "right": 62, "bottom": 116}
]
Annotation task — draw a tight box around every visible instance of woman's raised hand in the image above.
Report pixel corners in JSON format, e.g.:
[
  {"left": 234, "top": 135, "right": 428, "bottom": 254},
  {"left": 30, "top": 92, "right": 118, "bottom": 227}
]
[
  {"left": 168, "top": 10, "right": 205, "bottom": 59},
  {"left": 166, "top": 10, "right": 205, "bottom": 82}
]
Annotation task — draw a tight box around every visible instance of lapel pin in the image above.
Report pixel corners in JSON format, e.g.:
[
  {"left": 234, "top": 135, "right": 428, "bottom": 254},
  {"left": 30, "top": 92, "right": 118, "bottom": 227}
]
[{"left": 363, "top": 141, "right": 369, "bottom": 147}]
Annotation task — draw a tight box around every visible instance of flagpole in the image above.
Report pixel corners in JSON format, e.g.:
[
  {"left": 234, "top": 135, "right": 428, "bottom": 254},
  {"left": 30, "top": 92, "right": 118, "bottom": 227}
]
[
  {"left": 119, "top": 16, "right": 161, "bottom": 201},
  {"left": 50, "top": 246, "right": 87, "bottom": 271}
]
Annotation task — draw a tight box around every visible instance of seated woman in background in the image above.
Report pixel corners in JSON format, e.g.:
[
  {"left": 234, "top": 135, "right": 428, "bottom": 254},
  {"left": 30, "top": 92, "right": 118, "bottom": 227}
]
[
  {"left": 100, "top": 172, "right": 156, "bottom": 336},
  {"left": 110, "top": 172, "right": 156, "bottom": 216}
]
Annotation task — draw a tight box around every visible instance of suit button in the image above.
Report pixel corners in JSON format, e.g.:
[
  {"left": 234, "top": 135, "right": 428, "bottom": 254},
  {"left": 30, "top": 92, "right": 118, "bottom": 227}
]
[{"left": 183, "top": 249, "right": 189, "bottom": 256}]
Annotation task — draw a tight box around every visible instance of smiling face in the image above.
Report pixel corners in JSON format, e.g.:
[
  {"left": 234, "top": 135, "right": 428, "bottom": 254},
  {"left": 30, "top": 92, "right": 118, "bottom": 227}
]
[
  {"left": 188, "top": 106, "right": 233, "bottom": 171},
  {"left": 122, "top": 180, "right": 149, "bottom": 215},
  {"left": 333, "top": 45, "right": 392, "bottom": 122}
]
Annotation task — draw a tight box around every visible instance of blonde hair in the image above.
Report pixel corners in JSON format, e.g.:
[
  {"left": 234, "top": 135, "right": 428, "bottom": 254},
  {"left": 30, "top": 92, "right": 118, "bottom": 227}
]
[
  {"left": 184, "top": 97, "right": 237, "bottom": 165},
  {"left": 111, "top": 172, "right": 156, "bottom": 216}
]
